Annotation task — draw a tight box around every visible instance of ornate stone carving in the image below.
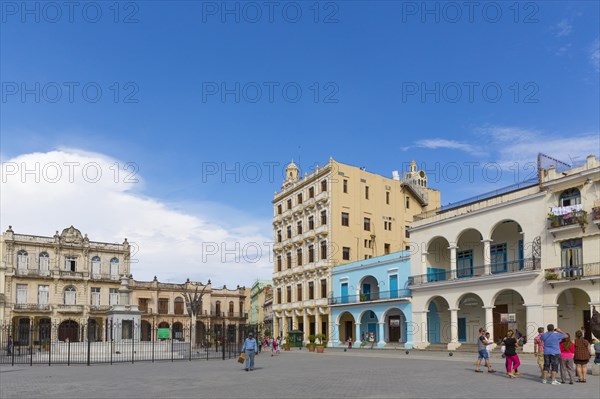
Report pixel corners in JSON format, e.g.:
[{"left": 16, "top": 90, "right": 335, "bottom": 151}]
[{"left": 60, "top": 225, "right": 84, "bottom": 246}]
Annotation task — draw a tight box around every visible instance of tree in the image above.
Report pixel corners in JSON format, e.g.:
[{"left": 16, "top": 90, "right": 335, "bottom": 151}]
[{"left": 182, "top": 282, "right": 208, "bottom": 347}]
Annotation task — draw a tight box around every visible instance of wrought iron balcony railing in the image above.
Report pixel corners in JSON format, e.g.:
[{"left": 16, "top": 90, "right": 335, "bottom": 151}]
[
  {"left": 544, "top": 262, "right": 600, "bottom": 281},
  {"left": 328, "top": 289, "right": 412, "bottom": 305}
]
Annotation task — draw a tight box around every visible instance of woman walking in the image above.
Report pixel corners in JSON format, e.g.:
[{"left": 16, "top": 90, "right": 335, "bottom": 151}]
[
  {"left": 559, "top": 333, "right": 575, "bottom": 384},
  {"left": 573, "top": 330, "right": 591, "bottom": 382},
  {"left": 502, "top": 330, "right": 520, "bottom": 378}
]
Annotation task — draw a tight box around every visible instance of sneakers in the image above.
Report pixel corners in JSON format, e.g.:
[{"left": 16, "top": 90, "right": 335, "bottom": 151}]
[
  {"left": 551, "top": 380, "right": 561, "bottom": 385},
  {"left": 542, "top": 379, "right": 547, "bottom": 384}
]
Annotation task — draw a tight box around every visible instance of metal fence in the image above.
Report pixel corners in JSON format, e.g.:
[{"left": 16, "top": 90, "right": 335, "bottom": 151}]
[{"left": 0, "top": 320, "right": 257, "bottom": 366}]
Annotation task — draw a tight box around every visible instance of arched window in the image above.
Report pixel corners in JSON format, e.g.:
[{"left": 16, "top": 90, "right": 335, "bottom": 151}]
[
  {"left": 228, "top": 301, "right": 234, "bottom": 314},
  {"left": 110, "top": 258, "right": 119, "bottom": 279},
  {"left": 17, "top": 250, "right": 28, "bottom": 271},
  {"left": 560, "top": 188, "right": 581, "bottom": 206},
  {"left": 91, "top": 256, "right": 101, "bottom": 277},
  {"left": 39, "top": 252, "right": 50, "bottom": 274},
  {"left": 215, "top": 301, "right": 221, "bottom": 316},
  {"left": 64, "top": 286, "right": 77, "bottom": 305},
  {"left": 174, "top": 297, "right": 185, "bottom": 315}
]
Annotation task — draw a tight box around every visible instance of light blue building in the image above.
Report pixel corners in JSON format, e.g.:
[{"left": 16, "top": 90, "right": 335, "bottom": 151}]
[{"left": 329, "top": 251, "right": 413, "bottom": 348}]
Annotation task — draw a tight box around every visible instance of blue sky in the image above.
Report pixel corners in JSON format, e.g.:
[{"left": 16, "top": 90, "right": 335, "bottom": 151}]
[{"left": 1, "top": 1, "right": 599, "bottom": 285}]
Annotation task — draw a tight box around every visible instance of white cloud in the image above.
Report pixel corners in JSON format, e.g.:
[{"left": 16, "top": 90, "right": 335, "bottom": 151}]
[
  {"left": 411, "top": 139, "right": 484, "bottom": 155},
  {"left": 590, "top": 38, "right": 600, "bottom": 72},
  {"left": 0, "top": 149, "right": 273, "bottom": 287},
  {"left": 555, "top": 19, "right": 573, "bottom": 37}
]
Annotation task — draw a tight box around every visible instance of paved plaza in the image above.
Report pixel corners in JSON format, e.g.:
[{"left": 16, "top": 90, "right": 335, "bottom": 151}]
[{"left": 1, "top": 348, "right": 598, "bottom": 398}]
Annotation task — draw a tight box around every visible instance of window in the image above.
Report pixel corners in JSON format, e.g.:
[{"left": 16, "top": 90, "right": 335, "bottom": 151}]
[
  {"left": 308, "top": 187, "right": 315, "bottom": 198},
  {"left": 297, "top": 193, "right": 303, "bottom": 204},
  {"left": 122, "top": 320, "right": 133, "bottom": 340},
  {"left": 138, "top": 298, "right": 149, "bottom": 313},
  {"left": 277, "top": 288, "right": 282, "bottom": 304},
  {"left": 297, "top": 221, "right": 303, "bottom": 235},
  {"left": 215, "top": 301, "right": 221, "bottom": 315},
  {"left": 320, "top": 241, "right": 327, "bottom": 260},
  {"left": 110, "top": 258, "right": 119, "bottom": 278},
  {"left": 308, "top": 216, "right": 314, "bottom": 230},
  {"left": 38, "top": 285, "right": 49, "bottom": 305},
  {"left": 405, "top": 196, "right": 410, "bottom": 209},
  {"left": 405, "top": 245, "right": 411, "bottom": 251},
  {"left": 343, "top": 179, "right": 348, "bottom": 193},
  {"left": 320, "top": 279, "right": 327, "bottom": 298},
  {"left": 342, "top": 247, "right": 350, "bottom": 261},
  {"left": 17, "top": 250, "right": 28, "bottom": 271},
  {"left": 308, "top": 245, "right": 315, "bottom": 263},
  {"left": 64, "top": 287, "right": 76, "bottom": 305},
  {"left": 16, "top": 284, "right": 28, "bottom": 304},
  {"left": 297, "top": 248, "right": 303, "bottom": 267},
  {"left": 229, "top": 301, "right": 234, "bottom": 314},
  {"left": 384, "top": 243, "right": 390, "bottom": 255},
  {"left": 364, "top": 239, "right": 372, "bottom": 248},
  {"left": 175, "top": 296, "right": 184, "bottom": 314},
  {"left": 308, "top": 281, "right": 314, "bottom": 300},
  {"left": 91, "top": 256, "right": 101, "bottom": 277},
  {"left": 91, "top": 287, "right": 101, "bottom": 306},
  {"left": 110, "top": 288, "right": 119, "bottom": 305},
  {"left": 158, "top": 298, "right": 169, "bottom": 314},
  {"left": 561, "top": 239, "right": 582, "bottom": 267},
  {"left": 239, "top": 302, "right": 244, "bottom": 314},
  {"left": 491, "top": 243, "right": 507, "bottom": 273},
  {"left": 286, "top": 286, "right": 292, "bottom": 303},
  {"left": 386, "top": 191, "right": 390, "bottom": 205},
  {"left": 405, "top": 228, "right": 410, "bottom": 238},
  {"left": 559, "top": 188, "right": 581, "bottom": 206},
  {"left": 321, "top": 180, "right": 327, "bottom": 192},
  {"left": 39, "top": 252, "right": 49, "bottom": 273},
  {"left": 65, "top": 256, "right": 76, "bottom": 272},
  {"left": 365, "top": 186, "right": 369, "bottom": 199},
  {"left": 341, "top": 212, "right": 349, "bottom": 227},
  {"left": 277, "top": 230, "right": 282, "bottom": 243},
  {"left": 287, "top": 199, "right": 292, "bottom": 209},
  {"left": 321, "top": 210, "right": 327, "bottom": 225},
  {"left": 364, "top": 217, "right": 371, "bottom": 231},
  {"left": 384, "top": 221, "right": 392, "bottom": 231},
  {"left": 277, "top": 256, "right": 282, "bottom": 272},
  {"left": 286, "top": 252, "right": 292, "bottom": 269},
  {"left": 286, "top": 225, "right": 292, "bottom": 239},
  {"left": 384, "top": 221, "right": 388, "bottom": 230},
  {"left": 457, "top": 250, "right": 473, "bottom": 278},
  {"left": 297, "top": 284, "right": 302, "bottom": 301},
  {"left": 277, "top": 204, "right": 282, "bottom": 215}
]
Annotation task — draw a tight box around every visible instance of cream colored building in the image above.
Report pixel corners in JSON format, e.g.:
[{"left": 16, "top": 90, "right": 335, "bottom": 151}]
[
  {"left": 249, "top": 280, "right": 272, "bottom": 332},
  {"left": 0, "top": 225, "right": 130, "bottom": 343},
  {"left": 272, "top": 158, "right": 440, "bottom": 343},
  {"left": 408, "top": 154, "right": 600, "bottom": 352},
  {"left": 131, "top": 278, "right": 249, "bottom": 344}
]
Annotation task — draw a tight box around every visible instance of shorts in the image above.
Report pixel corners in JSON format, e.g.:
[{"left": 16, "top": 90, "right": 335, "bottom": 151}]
[
  {"left": 536, "top": 353, "right": 544, "bottom": 367},
  {"left": 543, "top": 354, "right": 560, "bottom": 372},
  {"left": 574, "top": 359, "right": 589, "bottom": 365},
  {"left": 478, "top": 349, "right": 489, "bottom": 361}
]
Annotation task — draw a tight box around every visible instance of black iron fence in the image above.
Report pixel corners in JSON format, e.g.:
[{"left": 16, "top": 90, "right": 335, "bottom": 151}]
[{"left": 0, "top": 320, "right": 257, "bottom": 366}]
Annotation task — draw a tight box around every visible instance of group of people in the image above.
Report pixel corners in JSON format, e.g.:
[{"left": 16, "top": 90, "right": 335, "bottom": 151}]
[
  {"left": 240, "top": 333, "right": 282, "bottom": 371},
  {"left": 475, "top": 324, "right": 599, "bottom": 385}
]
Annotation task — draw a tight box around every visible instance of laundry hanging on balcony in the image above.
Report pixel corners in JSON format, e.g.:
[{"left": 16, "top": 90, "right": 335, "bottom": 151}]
[{"left": 550, "top": 204, "right": 583, "bottom": 216}]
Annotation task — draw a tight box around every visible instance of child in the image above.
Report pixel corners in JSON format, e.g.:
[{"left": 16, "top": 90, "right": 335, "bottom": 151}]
[{"left": 485, "top": 332, "right": 493, "bottom": 358}]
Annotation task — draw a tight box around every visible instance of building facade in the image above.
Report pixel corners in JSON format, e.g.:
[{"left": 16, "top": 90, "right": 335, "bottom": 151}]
[
  {"left": 329, "top": 251, "right": 413, "bottom": 348},
  {"left": 407, "top": 155, "right": 600, "bottom": 352},
  {"left": 272, "top": 158, "right": 439, "bottom": 344},
  {"left": 249, "top": 279, "right": 272, "bottom": 333},
  {"left": 0, "top": 225, "right": 130, "bottom": 343}
]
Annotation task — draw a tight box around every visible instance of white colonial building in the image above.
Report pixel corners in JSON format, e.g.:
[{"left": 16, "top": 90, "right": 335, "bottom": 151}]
[{"left": 407, "top": 155, "right": 600, "bottom": 352}]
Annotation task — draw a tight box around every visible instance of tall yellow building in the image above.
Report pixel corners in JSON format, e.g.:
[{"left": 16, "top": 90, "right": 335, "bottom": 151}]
[{"left": 271, "top": 158, "right": 439, "bottom": 343}]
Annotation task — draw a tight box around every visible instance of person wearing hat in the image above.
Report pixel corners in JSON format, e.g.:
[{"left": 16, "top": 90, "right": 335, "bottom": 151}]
[{"left": 241, "top": 332, "right": 258, "bottom": 371}]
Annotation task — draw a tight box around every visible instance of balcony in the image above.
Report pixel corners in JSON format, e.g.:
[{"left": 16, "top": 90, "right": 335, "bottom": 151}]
[
  {"left": 408, "top": 258, "right": 541, "bottom": 287},
  {"left": 328, "top": 289, "right": 412, "bottom": 306},
  {"left": 13, "top": 303, "right": 52, "bottom": 312},
  {"left": 544, "top": 262, "right": 600, "bottom": 286},
  {"left": 315, "top": 191, "right": 328, "bottom": 203},
  {"left": 547, "top": 209, "right": 588, "bottom": 237},
  {"left": 15, "top": 269, "right": 52, "bottom": 278},
  {"left": 56, "top": 304, "right": 84, "bottom": 313},
  {"left": 89, "top": 305, "right": 111, "bottom": 312},
  {"left": 59, "top": 271, "right": 85, "bottom": 279},
  {"left": 226, "top": 312, "right": 248, "bottom": 319},
  {"left": 592, "top": 207, "right": 600, "bottom": 228},
  {"left": 315, "top": 224, "right": 328, "bottom": 236},
  {"left": 90, "top": 273, "right": 120, "bottom": 281},
  {"left": 304, "top": 197, "right": 316, "bottom": 209}
]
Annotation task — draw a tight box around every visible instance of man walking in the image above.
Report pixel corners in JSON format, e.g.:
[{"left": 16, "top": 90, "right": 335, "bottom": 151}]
[
  {"left": 540, "top": 324, "right": 566, "bottom": 385},
  {"left": 533, "top": 327, "right": 545, "bottom": 378},
  {"left": 475, "top": 328, "right": 495, "bottom": 373},
  {"left": 241, "top": 332, "right": 258, "bottom": 371}
]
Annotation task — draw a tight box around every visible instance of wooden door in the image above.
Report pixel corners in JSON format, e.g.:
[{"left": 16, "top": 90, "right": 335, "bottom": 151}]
[{"left": 493, "top": 304, "right": 508, "bottom": 341}]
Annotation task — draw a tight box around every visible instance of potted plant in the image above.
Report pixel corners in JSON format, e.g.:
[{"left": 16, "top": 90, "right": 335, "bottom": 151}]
[
  {"left": 283, "top": 335, "right": 291, "bottom": 351},
  {"left": 359, "top": 294, "right": 367, "bottom": 301},
  {"left": 307, "top": 334, "right": 316, "bottom": 352},
  {"left": 315, "top": 333, "right": 327, "bottom": 353},
  {"left": 547, "top": 213, "right": 560, "bottom": 228},
  {"left": 545, "top": 269, "right": 559, "bottom": 280},
  {"left": 592, "top": 207, "right": 600, "bottom": 220}
]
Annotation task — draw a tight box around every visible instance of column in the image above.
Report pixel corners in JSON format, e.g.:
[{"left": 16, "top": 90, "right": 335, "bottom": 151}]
[
  {"left": 315, "top": 311, "right": 321, "bottom": 336},
  {"left": 421, "top": 251, "right": 428, "bottom": 275},
  {"left": 482, "top": 239, "right": 492, "bottom": 275},
  {"left": 483, "top": 306, "right": 494, "bottom": 341},
  {"left": 302, "top": 312, "right": 309, "bottom": 342},
  {"left": 377, "top": 321, "right": 386, "bottom": 347},
  {"left": 354, "top": 323, "right": 362, "bottom": 346},
  {"left": 273, "top": 316, "right": 279, "bottom": 338},
  {"left": 448, "top": 245, "right": 457, "bottom": 279},
  {"left": 333, "top": 323, "right": 340, "bottom": 346},
  {"left": 447, "top": 308, "right": 460, "bottom": 350},
  {"left": 282, "top": 315, "right": 288, "bottom": 337},
  {"left": 524, "top": 303, "right": 543, "bottom": 353},
  {"left": 591, "top": 302, "right": 600, "bottom": 341},
  {"left": 410, "top": 310, "right": 429, "bottom": 349}
]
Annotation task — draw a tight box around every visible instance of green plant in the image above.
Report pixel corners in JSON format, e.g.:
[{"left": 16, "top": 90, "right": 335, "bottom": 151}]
[
  {"left": 359, "top": 294, "right": 366, "bottom": 301},
  {"left": 547, "top": 213, "right": 560, "bottom": 226},
  {"left": 315, "top": 334, "right": 327, "bottom": 345},
  {"left": 545, "top": 270, "right": 559, "bottom": 280}
]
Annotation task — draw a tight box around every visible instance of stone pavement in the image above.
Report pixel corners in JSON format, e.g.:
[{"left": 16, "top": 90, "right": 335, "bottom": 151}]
[{"left": 1, "top": 348, "right": 598, "bottom": 398}]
